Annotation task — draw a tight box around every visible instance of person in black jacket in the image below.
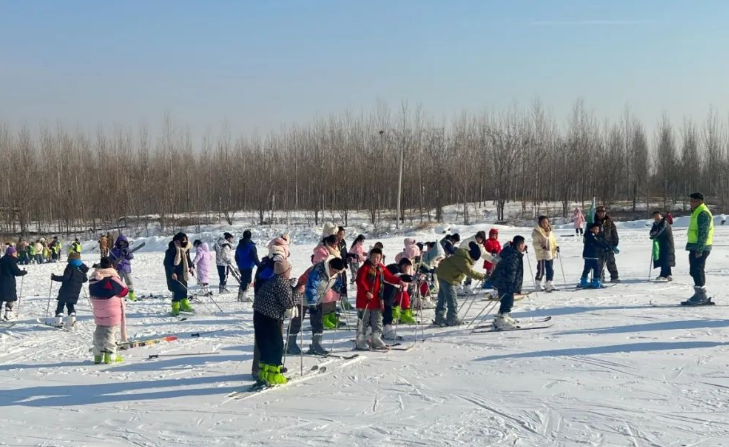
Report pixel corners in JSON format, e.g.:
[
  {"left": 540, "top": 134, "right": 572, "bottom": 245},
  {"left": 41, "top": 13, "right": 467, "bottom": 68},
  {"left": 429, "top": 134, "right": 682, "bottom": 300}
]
[
  {"left": 580, "top": 223, "right": 612, "bottom": 289},
  {"left": 491, "top": 236, "right": 526, "bottom": 330},
  {"left": 650, "top": 211, "right": 675, "bottom": 281},
  {"left": 0, "top": 246, "right": 28, "bottom": 321},
  {"left": 336, "top": 227, "right": 348, "bottom": 296},
  {"left": 51, "top": 251, "right": 89, "bottom": 327},
  {"left": 382, "top": 258, "right": 414, "bottom": 339},
  {"left": 164, "top": 232, "right": 194, "bottom": 316}
]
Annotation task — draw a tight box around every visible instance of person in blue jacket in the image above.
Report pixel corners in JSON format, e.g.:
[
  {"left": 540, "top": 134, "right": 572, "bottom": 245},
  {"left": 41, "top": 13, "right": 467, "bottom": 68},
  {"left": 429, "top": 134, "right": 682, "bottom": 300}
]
[{"left": 235, "top": 230, "right": 261, "bottom": 302}]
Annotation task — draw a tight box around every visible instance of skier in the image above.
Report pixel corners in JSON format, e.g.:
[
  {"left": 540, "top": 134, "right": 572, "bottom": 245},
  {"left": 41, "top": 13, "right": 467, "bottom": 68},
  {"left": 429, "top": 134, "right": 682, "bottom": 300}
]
[
  {"left": 164, "top": 232, "right": 194, "bottom": 316},
  {"left": 17, "top": 239, "right": 29, "bottom": 265},
  {"left": 573, "top": 207, "right": 585, "bottom": 236},
  {"left": 458, "top": 232, "right": 486, "bottom": 287},
  {"left": 89, "top": 257, "right": 129, "bottom": 364},
  {"left": 347, "top": 235, "right": 366, "bottom": 284},
  {"left": 267, "top": 233, "right": 290, "bottom": 259},
  {"left": 302, "top": 256, "right": 346, "bottom": 355},
  {"left": 69, "top": 238, "right": 82, "bottom": 256},
  {"left": 579, "top": 223, "right": 611, "bottom": 288},
  {"left": 482, "top": 228, "right": 502, "bottom": 288},
  {"left": 433, "top": 242, "right": 484, "bottom": 327},
  {"left": 214, "top": 232, "right": 234, "bottom": 294},
  {"left": 51, "top": 237, "right": 62, "bottom": 262},
  {"left": 395, "top": 237, "right": 422, "bottom": 263},
  {"left": 491, "top": 236, "right": 527, "bottom": 330},
  {"left": 382, "top": 257, "right": 416, "bottom": 340},
  {"left": 192, "top": 240, "right": 213, "bottom": 295},
  {"left": 111, "top": 235, "right": 136, "bottom": 301},
  {"left": 98, "top": 234, "right": 109, "bottom": 259},
  {"left": 532, "top": 216, "right": 560, "bottom": 292},
  {"left": 33, "top": 240, "right": 43, "bottom": 264},
  {"left": 440, "top": 234, "right": 460, "bottom": 257},
  {"left": 650, "top": 211, "right": 675, "bottom": 281},
  {"left": 50, "top": 251, "right": 89, "bottom": 327},
  {"left": 683, "top": 193, "right": 714, "bottom": 305},
  {"left": 252, "top": 259, "right": 298, "bottom": 386},
  {"left": 312, "top": 234, "right": 343, "bottom": 329},
  {"left": 336, "top": 227, "right": 348, "bottom": 296},
  {"left": 28, "top": 241, "right": 37, "bottom": 264},
  {"left": 594, "top": 205, "right": 620, "bottom": 282},
  {"left": 0, "top": 246, "right": 27, "bottom": 321},
  {"left": 235, "top": 230, "right": 261, "bottom": 302},
  {"left": 354, "top": 247, "right": 404, "bottom": 350}
]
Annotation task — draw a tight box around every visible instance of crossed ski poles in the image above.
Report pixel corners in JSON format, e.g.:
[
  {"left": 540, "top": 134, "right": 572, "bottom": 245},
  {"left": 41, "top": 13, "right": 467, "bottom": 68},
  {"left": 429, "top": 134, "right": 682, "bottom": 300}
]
[{"left": 189, "top": 271, "right": 224, "bottom": 313}]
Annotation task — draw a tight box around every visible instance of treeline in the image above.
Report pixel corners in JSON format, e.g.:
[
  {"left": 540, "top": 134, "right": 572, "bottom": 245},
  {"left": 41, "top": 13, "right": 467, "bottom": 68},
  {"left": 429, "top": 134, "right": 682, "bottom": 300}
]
[{"left": 1, "top": 100, "right": 727, "bottom": 235}]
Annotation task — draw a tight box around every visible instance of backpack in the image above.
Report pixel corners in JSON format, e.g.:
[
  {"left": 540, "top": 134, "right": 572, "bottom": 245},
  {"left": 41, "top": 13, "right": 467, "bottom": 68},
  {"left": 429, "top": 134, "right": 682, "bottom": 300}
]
[{"left": 89, "top": 276, "right": 128, "bottom": 299}]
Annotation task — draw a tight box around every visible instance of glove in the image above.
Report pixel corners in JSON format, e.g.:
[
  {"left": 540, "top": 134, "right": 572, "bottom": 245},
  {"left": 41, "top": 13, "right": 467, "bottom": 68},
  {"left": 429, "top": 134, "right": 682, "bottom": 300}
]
[
  {"left": 612, "top": 246, "right": 620, "bottom": 254},
  {"left": 556, "top": 246, "right": 560, "bottom": 253},
  {"left": 284, "top": 308, "right": 294, "bottom": 319}
]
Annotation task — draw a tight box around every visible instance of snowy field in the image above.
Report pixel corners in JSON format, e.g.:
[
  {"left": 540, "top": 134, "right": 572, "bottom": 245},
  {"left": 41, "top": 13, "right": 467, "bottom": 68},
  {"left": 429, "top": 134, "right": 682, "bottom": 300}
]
[{"left": 2, "top": 223, "right": 729, "bottom": 446}]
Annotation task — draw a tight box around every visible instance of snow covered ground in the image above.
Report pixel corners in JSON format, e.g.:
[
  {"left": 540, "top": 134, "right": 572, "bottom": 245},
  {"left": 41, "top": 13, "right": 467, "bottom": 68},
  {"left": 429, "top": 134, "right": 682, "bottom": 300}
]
[{"left": 2, "top": 224, "right": 729, "bottom": 446}]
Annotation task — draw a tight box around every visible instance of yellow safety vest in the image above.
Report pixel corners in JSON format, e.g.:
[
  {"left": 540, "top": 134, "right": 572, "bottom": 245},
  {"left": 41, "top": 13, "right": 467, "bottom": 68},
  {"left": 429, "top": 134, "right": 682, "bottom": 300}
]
[{"left": 687, "top": 203, "right": 713, "bottom": 247}]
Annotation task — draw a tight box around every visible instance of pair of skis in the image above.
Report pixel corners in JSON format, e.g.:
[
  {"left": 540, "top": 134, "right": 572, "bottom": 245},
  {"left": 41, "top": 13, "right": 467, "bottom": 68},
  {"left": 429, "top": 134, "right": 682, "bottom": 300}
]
[{"left": 472, "top": 316, "right": 553, "bottom": 333}]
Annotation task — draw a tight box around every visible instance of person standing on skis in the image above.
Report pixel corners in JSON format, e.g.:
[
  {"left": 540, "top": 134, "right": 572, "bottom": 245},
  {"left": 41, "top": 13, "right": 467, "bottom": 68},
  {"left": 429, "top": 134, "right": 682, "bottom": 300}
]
[
  {"left": 682, "top": 193, "right": 714, "bottom": 305},
  {"left": 215, "top": 232, "right": 235, "bottom": 294},
  {"left": 594, "top": 206, "right": 620, "bottom": 283},
  {"left": 650, "top": 211, "right": 675, "bottom": 281},
  {"left": 579, "top": 223, "right": 611, "bottom": 289},
  {"left": 50, "top": 251, "right": 89, "bottom": 328},
  {"left": 302, "top": 257, "right": 346, "bottom": 355},
  {"left": 532, "top": 216, "right": 559, "bottom": 292},
  {"left": 491, "top": 236, "right": 526, "bottom": 330},
  {"left": 0, "top": 246, "right": 27, "bottom": 321},
  {"left": 164, "top": 232, "right": 194, "bottom": 316},
  {"left": 111, "top": 235, "right": 136, "bottom": 301},
  {"left": 434, "top": 242, "right": 484, "bottom": 327},
  {"left": 235, "top": 230, "right": 260, "bottom": 302}
]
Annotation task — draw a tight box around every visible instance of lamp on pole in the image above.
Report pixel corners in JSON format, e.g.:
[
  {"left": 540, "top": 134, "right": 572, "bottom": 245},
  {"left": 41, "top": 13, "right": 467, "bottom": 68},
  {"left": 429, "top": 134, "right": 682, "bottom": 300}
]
[{"left": 380, "top": 129, "right": 403, "bottom": 230}]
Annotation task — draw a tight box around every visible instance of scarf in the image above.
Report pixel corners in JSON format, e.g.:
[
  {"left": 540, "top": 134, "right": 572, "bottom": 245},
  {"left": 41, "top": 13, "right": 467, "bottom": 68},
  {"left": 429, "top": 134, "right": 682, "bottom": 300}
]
[{"left": 174, "top": 242, "right": 191, "bottom": 281}]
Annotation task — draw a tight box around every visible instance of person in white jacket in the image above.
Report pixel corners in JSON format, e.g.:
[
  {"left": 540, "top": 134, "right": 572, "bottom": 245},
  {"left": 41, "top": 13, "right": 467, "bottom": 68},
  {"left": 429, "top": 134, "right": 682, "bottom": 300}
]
[
  {"left": 215, "top": 232, "right": 234, "bottom": 294},
  {"left": 531, "top": 216, "right": 560, "bottom": 292}
]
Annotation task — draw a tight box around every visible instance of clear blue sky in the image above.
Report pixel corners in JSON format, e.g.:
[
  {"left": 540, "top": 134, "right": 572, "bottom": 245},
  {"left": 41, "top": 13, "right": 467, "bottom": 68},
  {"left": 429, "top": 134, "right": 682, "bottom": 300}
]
[{"left": 1, "top": 0, "right": 727, "bottom": 138}]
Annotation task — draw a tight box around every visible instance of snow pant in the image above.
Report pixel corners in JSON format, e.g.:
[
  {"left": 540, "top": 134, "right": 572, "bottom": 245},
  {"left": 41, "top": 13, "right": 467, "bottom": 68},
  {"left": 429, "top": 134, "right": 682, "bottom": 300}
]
[
  {"left": 238, "top": 268, "right": 253, "bottom": 292},
  {"left": 358, "top": 308, "right": 383, "bottom": 334},
  {"left": 92, "top": 325, "right": 118, "bottom": 356},
  {"left": 170, "top": 279, "right": 187, "bottom": 302},
  {"left": 288, "top": 303, "right": 324, "bottom": 335},
  {"left": 435, "top": 279, "right": 458, "bottom": 324},
  {"left": 3, "top": 301, "right": 14, "bottom": 311},
  {"left": 100, "top": 248, "right": 109, "bottom": 259},
  {"left": 575, "top": 228, "right": 584, "bottom": 236},
  {"left": 658, "top": 257, "right": 673, "bottom": 278},
  {"left": 601, "top": 251, "right": 619, "bottom": 281},
  {"left": 55, "top": 300, "right": 76, "bottom": 316},
  {"left": 535, "top": 260, "right": 554, "bottom": 282},
  {"left": 51, "top": 251, "right": 59, "bottom": 262},
  {"left": 349, "top": 262, "right": 361, "bottom": 282},
  {"left": 36, "top": 254, "right": 44, "bottom": 264},
  {"left": 581, "top": 259, "right": 602, "bottom": 279},
  {"left": 252, "top": 320, "right": 284, "bottom": 376},
  {"left": 253, "top": 311, "right": 284, "bottom": 367},
  {"left": 18, "top": 253, "right": 29, "bottom": 265},
  {"left": 383, "top": 290, "right": 411, "bottom": 326},
  {"left": 497, "top": 290, "right": 514, "bottom": 314},
  {"left": 118, "top": 270, "right": 134, "bottom": 292},
  {"left": 689, "top": 251, "right": 710, "bottom": 287},
  {"left": 217, "top": 265, "right": 228, "bottom": 287}
]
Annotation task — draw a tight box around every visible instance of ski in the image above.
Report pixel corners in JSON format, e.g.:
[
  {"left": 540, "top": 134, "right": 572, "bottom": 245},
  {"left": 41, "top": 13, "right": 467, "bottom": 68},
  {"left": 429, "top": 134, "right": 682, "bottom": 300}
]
[
  {"left": 0, "top": 321, "right": 18, "bottom": 330},
  {"left": 473, "top": 323, "right": 554, "bottom": 333},
  {"left": 36, "top": 318, "right": 64, "bottom": 330},
  {"left": 117, "top": 335, "right": 178, "bottom": 351},
  {"left": 147, "top": 352, "right": 219, "bottom": 360},
  {"left": 574, "top": 283, "right": 617, "bottom": 290},
  {"left": 680, "top": 298, "right": 716, "bottom": 307},
  {"left": 473, "top": 316, "right": 551, "bottom": 330}
]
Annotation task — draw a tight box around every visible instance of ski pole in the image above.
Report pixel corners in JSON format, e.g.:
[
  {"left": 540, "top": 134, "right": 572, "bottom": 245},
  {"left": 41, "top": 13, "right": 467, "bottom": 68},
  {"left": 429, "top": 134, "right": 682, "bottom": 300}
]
[
  {"left": 458, "top": 288, "right": 480, "bottom": 322},
  {"left": 393, "top": 289, "right": 405, "bottom": 341},
  {"left": 176, "top": 279, "right": 215, "bottom": 314},
  {"left": 647, "top": 254, "right": 653, "bottom": 282},
  {"left": 558, "top": 253, "right": 567, "bottom": 287},
  {"left": 17, "top": 275, "right": 24, "bottom": 318},
  {"left": 45, "top": 280, "right": 54, "bottom": 319},
  {"left": 191, "top": 272, "right": 224, "bottom": 313},
  {"left": 468, "top": 294, "right": 503, "bottom": 335},
  {"left": 282, "top": 307, "right": 295, "bottom": 369},
  {"left": 525, "top": 253, "right": 539, "bottom": 299}
]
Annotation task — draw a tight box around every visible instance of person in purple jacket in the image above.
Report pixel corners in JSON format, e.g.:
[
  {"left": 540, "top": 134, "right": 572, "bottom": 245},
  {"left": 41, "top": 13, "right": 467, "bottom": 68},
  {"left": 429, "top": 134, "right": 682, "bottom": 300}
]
[{"left": 110, "top": 235, "right": 136, "bottom": 301}]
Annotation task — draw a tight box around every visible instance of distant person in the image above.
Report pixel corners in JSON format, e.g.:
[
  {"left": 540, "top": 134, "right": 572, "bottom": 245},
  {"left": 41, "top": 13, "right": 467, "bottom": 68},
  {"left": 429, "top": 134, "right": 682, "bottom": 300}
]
[
  {"left": 89, "top": 257, "right": 128, "bottom": 364},
  {"left": 51, "top": 251, "right": 89, "bottom": 328},
  {"left": 573, "top": 207, "right": 585, "bottom": 236},
  {"left": 579, "top": 223, "right": 611, "bottom": 289},
  {"left": 215, "top": 232, "right": 234, "bottom": 294},
  {"left": 650, "top": 211, "right": 675, "bottom": 281},
  {"left": 235, "top": 230, "right": 261, "bottom": 302},
  {"left": 682, "top": 193, "right": 714, "bottom": 306},
  {"left": 0, "top": 246, "right": 27, "bottom": 321},
  {"left": 594, "top": 205, "right": 620, "bottom": 283},
  {"left": 532, "top": 216, "right": 559, "bottom": 292}
]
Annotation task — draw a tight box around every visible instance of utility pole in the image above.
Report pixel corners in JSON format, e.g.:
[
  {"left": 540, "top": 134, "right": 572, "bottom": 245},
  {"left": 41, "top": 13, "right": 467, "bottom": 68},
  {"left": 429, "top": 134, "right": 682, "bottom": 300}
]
[{"left": 396, "top": 136, "right": 403, "bottom": 230}]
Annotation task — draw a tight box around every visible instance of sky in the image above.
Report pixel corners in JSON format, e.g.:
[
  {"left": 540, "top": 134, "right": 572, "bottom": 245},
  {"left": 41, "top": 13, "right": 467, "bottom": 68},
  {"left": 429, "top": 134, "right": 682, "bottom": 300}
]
[{"left": 1, "top": 0, "right": 728, "bottom": 139}]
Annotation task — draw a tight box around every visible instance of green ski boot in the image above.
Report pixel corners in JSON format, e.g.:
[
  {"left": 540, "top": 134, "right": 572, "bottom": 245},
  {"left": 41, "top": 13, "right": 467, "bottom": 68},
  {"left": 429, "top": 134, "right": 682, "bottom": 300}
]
[
  {"left": 399, "top": 308, "right": 416, "bottom": 324},
  {"left": 103, "top": 352, "right": 123, "bottom": 364},
  {"left": 180, "top": 298, "right": 194, "bottom": 313},
  {"left": 268, "top": 365, "right": 288, "bottom": 385},
  {"left": 94, "top": 354, "right": 103, "bottom": 364},
  {"left": 171, "top": 301, "right": 181, "bottom": 316},
  {"left": 127, "top": 291, "right": 136, "bottom": 302}
]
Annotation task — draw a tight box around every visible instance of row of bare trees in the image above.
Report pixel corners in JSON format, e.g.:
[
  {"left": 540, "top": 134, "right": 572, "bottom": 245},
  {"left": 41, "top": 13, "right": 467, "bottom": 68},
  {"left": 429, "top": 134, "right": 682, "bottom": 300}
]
[{"left": 1, "top": 100, "right": 728, "bottom": 235}]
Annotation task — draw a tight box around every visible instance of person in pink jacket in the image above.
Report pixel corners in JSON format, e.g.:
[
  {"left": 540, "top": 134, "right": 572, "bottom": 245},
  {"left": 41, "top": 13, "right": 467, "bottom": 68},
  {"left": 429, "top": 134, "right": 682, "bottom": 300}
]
[
  {"left": 573, "top": 207, "right": 586, "bottom": 236},
  {"left": 312, "top": 235, "right": 343, "bottom": 329},
  {"left": 267, "top": 234, "right": 291, "bottom": 259},
  {"left": 347, "top": 235, "right": 366, "bottom": 284},
  {"left": 192, "top": 240, "right": 213, "bottom": 294},
  {"left": 89, "top": 257, "right": 129, "bottom": 364},
  {"left": 395, "top": 237, "right": 421, "bottom": 263}
]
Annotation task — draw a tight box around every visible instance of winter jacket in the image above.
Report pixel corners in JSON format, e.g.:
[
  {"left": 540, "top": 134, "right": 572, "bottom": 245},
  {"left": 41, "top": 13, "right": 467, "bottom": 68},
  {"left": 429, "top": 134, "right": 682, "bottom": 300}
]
[
  {"left": 491, "top": 245, "right": 524, "bottom": 295},
  {"left": 650, "top": 218, "right": 675, "bottom": 268},
  {"left": 89, "top": 268, "right": 127, "bottom": 329},
  {"left": 337, "top": 238, "right": 348, "bottom": 262},
  {"left": 582, "top": 231, "right": 611, "bottom": 259},
  {"left": 594, "top": 214, "right": 619, "bottom": 248},
  {"left": 382, "top": 263, "right": 412, "bottom": 307},
  {"left": 355, "top": 260, "right": 401, "bottom": 310},
  {"left": 253, "top": 274, "right": 296, "bottom": 320},
  {"left": 34, "top": 242, "right": 43, "bottom": 254},
  {"left": 235, "top": 238, "right": 260, "bottom": 270},
  {"left": 110, "top": 235, "right": 134, "bottom": 274},
  {"left": 348, "top": 241, "right": 366, "bottom": 263},
  {"left": 192, "top": 242, "right": 213, "bottom": 284},
  {"left": 531, "top": 226, "right": 559, "bottom": 261},
  {"left": 421, "top": 243, "right": 445, "bottom": 268},
  {"left": 395, "top": 238, "right": 421, "bottom": 263},
  {"left": 98, "top": 236, "right": 108, "bottom": 251},
  {"left": 440, "top": 237, "right": 456, "bottom": 257},
  {"left": 304, "top": 257, "right": 342, "bottom": 306},
  {"left": 50, "top": 241, "right": 61, "bottom": 255},
  {"left": 254, "top": 257, "right": 276, "bottom": 295},
  {"left": 51, "top": 260, "right": 89, "bottom": 304},
  {"left": 164, "top": 240, "right": 193, "bottom": 291},
  {"left": 267, "top": 237, "right": 290, "bottom": 260},
  {"left": 215, "top": 238, "right": 234, "bottom": 266},
  {"left": 686, "top": 204, "right": 713, "bottom": 253},
  {"left": 70, "top": 241, "right": 82, "bottom": 254},
  {"left": 483, "top": 237, "right": 502, "bottom": 271},
  {"left": 0, "top": 255, "right": 27, "bottom": 302},
  {"left": 435, "top": 248, "right": 485, "bottom": 285},
  {"left": 312, "top": 243, "right": 340, "bottom": 264},
  {"left": 573, "top": 209, "right": 585, "bottom": 229}
]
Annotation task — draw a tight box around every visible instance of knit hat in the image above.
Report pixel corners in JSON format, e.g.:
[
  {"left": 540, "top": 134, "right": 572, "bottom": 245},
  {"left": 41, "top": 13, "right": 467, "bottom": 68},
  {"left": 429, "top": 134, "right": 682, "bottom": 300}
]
[
  {"left": 489, "top": 228, "right": 499, "bottom": 237},
  {"left": 5, "top": 246, "right": 16, "bottom": 255},
  {"left": 468, "top": 242, "right": 481, "bottom": 261},
  {"left": 274, "top": 259, "right": 292, "bottom": 275},
  {"left": 68, "top": 252, "right": 81, "bottom": 261}
]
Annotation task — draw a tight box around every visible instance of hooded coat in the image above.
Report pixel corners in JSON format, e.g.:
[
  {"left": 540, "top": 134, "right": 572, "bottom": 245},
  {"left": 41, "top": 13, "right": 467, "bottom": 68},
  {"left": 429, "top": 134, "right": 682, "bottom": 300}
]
[
  {"left": 215, "top": 238, "right": 234, "bottom": 266},
  {"left": 435, "top": 248, "right": 486, "bottom": 285},
  {"left": 355, "top": 259, "right": 401, "bottom": 310},
  {"left": 192, "top": 242, "right": 213, "bottom": 284},
  {"left": 395, "top": 238, "right": 421, "bottom": 263},
  {"left": 0, "top": 254, "right": 27, "bottom": 302},
  {"left": 650, "top": 218, "right": 676, "bottom": 268},
  {"left": 164, "top": 240, "right": 193, "bottom": 292},
  {"left": 110, "top": 235, "right": 134, "bottom": 274},
  {"left": 89, "top": 267, "right": 128, "bottom": 327},
  {"left": 235, "top": 237, "right": 261, "bottom": 270},
  {"left": 491, "top": 245, "right": 524, "bottom": 295},
  {"left": 51, "top": 259, "right": 90, "bottom": 304},
  {"left": 573, "top": 208, "right": 586, "bottom": 229},
  {"left": 594, "top": 213, "right": 620, "bottom": 248},
  {"left": 348, "top": 240, "right": 366, "bottom": 263},
  {"left": 304, "top": 257, "right": 342, "bottom": 306},
  {"left": 531, "top": 226, "right": 559, "bottom": 261}
]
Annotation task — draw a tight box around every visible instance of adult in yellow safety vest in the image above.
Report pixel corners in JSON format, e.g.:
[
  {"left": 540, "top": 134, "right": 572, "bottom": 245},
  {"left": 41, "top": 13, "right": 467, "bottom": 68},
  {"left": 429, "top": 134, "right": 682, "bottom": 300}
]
[{"left": 682, "top": 192, "right": 714, "bottom": 306}]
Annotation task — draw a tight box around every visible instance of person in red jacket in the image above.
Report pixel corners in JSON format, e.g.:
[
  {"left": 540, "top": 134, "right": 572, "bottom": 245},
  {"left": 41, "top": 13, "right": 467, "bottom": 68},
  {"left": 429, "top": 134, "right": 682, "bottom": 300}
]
[
  {"left": 483, "top": 229, "right": 502, "bottom": 274},
  {"left": 355, "top": 247, "right": 403, "bottom": 351}
]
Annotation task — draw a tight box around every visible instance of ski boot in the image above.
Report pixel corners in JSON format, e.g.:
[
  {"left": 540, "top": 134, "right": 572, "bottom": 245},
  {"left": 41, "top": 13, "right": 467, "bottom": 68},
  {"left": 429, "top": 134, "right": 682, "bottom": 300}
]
[
  {"left": 655, "top": 276, "right": 668, "bottom": 282},
  {"left": 54, "top": 314, "right": 64, "bottom": 326},
  {"left": 666, "top": 275, "right": 673, "bottom": 282},
  {"left": 268, "top": 365, "right": 287, "bottom": 385},
  {"left": 65, "top": 313, "right": 76, "bottom": 329},
  {"left": 307, "top": 334, "right": 329, "bottom": 356},
  {"left": 681, "top": 286, "right": 714, "bottom": 306},
  {"left": 3, "top": 310, "right": 16, "bottom": 321},
  {"left": 256, "top": 362, "right": 269, "bottom": 384},
  {"left": 392, "top": 306, "right": 401, "bottom": 322},
  {"left": 610, "top": 278, "right": 621, "bottom": 283},
  {"left": 171, "top": 301, "right": 181, "bottom": 316},
  {"left": 445, "top": 317, "right": 463, "bottom": 327},
  {"left": 399, "top": 309, "right": 417, "bottom": 324},
  {"left": 180, "top": 298, "right": 194, "bottom": 313},
  {"left": 579, "top": 277, "right": 589, "bottom": 288},
  {"left": 493, "top": 313, "right": 517, "bottom": 330},
  {"left": 382, "top": 324, "right": 397, "bottom": 341},
  {"left": 237, "top": 289, "right": 245, "bottom": 302},
  {"left": 370, "top": 331, "right": 388, "bottom": 350},
  {"left": 127, "top": 291, "right": 136, "bottom": 302},
  {"left": 591, "top": 278, "right": 603, "bottom": 289},
  {"left": 93, "top": 354, "right": 103, "bottom": 364},
  {"left": 544, "top": 281, "right": 556, "bottom": 292},
  {"left": 535, "top": 281, "right": 544, "bottom": 292},
  {"left": 103, "top": 352, "right": 123, "bottom": 364},
  {"left": 286, "top": 334, "right": 301, "bottom": 355},
  {"left": 322, "top": 313, "right": 337, "bottom": 330}
]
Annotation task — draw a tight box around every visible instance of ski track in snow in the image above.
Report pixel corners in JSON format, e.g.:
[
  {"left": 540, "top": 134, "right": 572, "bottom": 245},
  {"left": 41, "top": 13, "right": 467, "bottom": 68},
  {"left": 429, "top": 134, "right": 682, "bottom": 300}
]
[{"left": 1, "top": 227, "right": 729, "bottom": 445}]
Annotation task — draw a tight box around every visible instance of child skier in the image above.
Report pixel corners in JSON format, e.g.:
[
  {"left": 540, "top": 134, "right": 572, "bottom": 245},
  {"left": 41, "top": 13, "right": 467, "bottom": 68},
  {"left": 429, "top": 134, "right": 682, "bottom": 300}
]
[
  {"left": 482, "top": 229, "right": 502, "bottom": 289},
  {"left": 0, "top": 246, "right": 28, "bottom": 321},
  {"left": 235, "top": 230, "right": 261, "bottom": 302},
  {"left": 215, "top": 232, "right": 235, "bottom": 294},
  {"left": 532, "top": 216, "right": 560, "bottom": 292},
  {"left": 580, "top": 223, "right": 611, "bottom": 289},
  {"left": 382, "top": 257, "right": 416, "bottom": 340},
  {"left": 433, "top": 242, "right": 484, "bottom": 327},
  {"left": 192, "top": 240, "right": 213, "bottom": 296},
  {"left": 302, "top": 257, "right": 346, "bottom": 355},
  {"left": 89, "top": 257, "right": 128, "bottom": 364},
  {"left": 347, "top": 235, "right": 366, "bottom": 283},
  {"left": 50, "top": 251, "right": 89, "bottom": 327},
  {"left": 354, "top": 247, "right": 404, "bottom": 350},
  {"left": 252, "top": 259, "right": 298, "bottom": 386},
  {"left": 111, "top": 235, "right": 136, "bottom": 301},
  {"left": 164, "top": 233, "right": 194, "bottom": 316},
  {"left": 491, "top": 236, "right": 526, "bottom": 330}
]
